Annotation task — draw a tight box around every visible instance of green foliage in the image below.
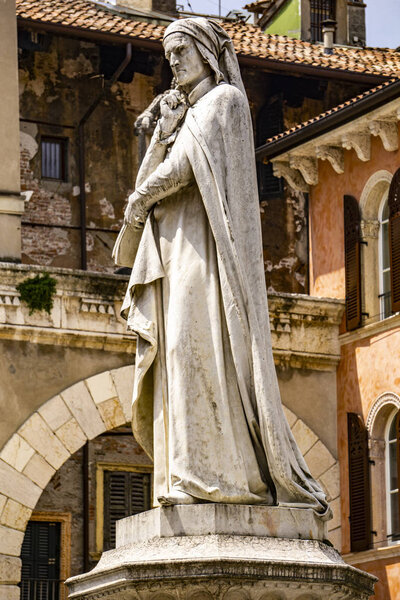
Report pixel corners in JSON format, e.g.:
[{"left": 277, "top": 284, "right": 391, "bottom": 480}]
[{"left": 17, "top": 273, "right": 57, "bottom": 315}]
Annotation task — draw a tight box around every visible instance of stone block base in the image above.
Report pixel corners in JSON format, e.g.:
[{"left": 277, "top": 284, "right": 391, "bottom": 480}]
[{"left": 67, "top": 505, "right": 376, "bottom": 600}]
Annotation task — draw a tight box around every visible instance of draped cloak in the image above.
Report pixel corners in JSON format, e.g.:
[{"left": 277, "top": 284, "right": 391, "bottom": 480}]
[{"left": 113, "top": 81, "right": 331, "bottom": 519}]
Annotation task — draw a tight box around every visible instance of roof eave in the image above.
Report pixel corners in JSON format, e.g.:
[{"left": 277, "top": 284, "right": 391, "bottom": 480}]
[{"left": 255, "top": 78, "right": 400, "bottom": 161}]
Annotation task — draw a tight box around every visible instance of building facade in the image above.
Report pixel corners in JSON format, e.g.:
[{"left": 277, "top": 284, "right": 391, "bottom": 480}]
[
  {"left": 258, "top": 78, "right": 400, "bottom": 599},
  {"left": 1, "top": 0, "right": 400, "bottom": 598}
]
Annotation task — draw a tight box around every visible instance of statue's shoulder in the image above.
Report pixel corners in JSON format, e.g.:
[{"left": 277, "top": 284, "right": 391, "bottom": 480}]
[{"left": 208, "top": 82, "right": 244, "bottom": 102}]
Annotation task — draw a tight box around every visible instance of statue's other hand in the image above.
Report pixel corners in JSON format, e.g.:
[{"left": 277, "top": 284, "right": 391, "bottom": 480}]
[
  {"left": 159, "top": 90, "right": 187, "bottom": 136},
  {"left": 124, "top": 192, "right": 148, "bottom": 229}
]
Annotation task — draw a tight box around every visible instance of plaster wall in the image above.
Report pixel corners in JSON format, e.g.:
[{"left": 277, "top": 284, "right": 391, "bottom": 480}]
[
  {"left": 352, "top": 556, "right": 400, "bottom": 600},
  {"left": 0, "top": 0, "right": 22, "bottom": 262},
  {"left": 0, "top": 339, "right": 133, "bottom": 450},
  {"left": 309, "top": 128, "right": 400, "bottom": 300},
  {"left": 265, "top": 0, "right": 301, "bottom": 38}
]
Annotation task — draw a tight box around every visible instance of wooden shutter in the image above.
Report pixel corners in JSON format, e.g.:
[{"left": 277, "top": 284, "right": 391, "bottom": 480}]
[
  {"left": 20, "top": 521, "right": 61, "bottom": 600},
  {"left": 256, "top": 98, "right": 284, "bottom": 199},
  {"left": 347, "top": 413, "right": 371, "bottom": 552},
  {"left": 104, "top": 470, "right": 151, "bottom": 550},
  {"left": 389, "top": 168, "right": 400, "bottom": 313},
  {"left": 344, "top": 195, "right": 362, "bottom": 330}
]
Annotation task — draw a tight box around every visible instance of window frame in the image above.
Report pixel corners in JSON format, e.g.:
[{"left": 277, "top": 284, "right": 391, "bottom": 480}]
[
  {"left": 21, "top": 511, "right": 71, "bottom": 600},
  {"left": 379, "top": 192, "right": 391, "bottom": 320},
  {"left": 385, "top": 408, "right": 400, "bottom": 545},
  {"left": 95, "top": 462, "right": 153, "bottom": 558},
  {"left": 40, "top": 135, "right": 68, "bottom": 182}
]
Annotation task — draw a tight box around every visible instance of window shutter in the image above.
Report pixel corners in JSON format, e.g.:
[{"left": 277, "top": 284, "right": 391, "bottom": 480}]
[
  {"left": 389, "top": 168, "right": 400, "bottom": 313},
  {"left": 256, "top": 98, "right": 284, "bottom": 200},
  {"left": 20, "top": 521, "right": 61, "bottom": 600},
  {"left": 104, "top": 470, "right": 151, "bottom": 550},
  {"left": 347, "top": 413, "right": 371, "bottom": 552},
  {"left": 344, "top": 195, "right": 362, "bottom": 331}
]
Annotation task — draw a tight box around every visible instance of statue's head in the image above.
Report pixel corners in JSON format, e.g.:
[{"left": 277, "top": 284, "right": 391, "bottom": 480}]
[
  {"left": 163, "top": 18, "right": 245, "bottom": 96},
  {"left": 163, "top": 31, "right": 211, "bottom": 92}
]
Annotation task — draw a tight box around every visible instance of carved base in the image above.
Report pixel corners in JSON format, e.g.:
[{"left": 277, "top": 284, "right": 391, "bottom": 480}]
[{"left": 67, "top": 505, "right": 376, "bottom": 600}]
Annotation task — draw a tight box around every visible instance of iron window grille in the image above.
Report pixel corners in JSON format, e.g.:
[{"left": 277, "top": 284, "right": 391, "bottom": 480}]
[
  {"left": 310, "top": 0, "right": 336, "bottom": 43},
  {"left": 41, "top": 137, "right": 67, "bottom": 181}
]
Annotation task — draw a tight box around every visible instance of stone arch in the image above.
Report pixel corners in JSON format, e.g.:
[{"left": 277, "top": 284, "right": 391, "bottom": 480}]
[
  {"left": 282, "top": 405, "right": 341, "bottom": 550},
  {"left": 359, "top": 169, "right": 393, "bottom": 322},
  {"left": 366, "top": 391, "right": 400, "bottom": 549},
  {"left": 0, "top": 364, "right": 134, "bottom": 598},
  {"left": 359, "top": 169, "right": 392, "bottom": 221}
]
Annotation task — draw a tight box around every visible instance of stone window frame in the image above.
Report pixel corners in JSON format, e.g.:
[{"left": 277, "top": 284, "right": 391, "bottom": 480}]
[
  {"left": 359, "top": 170, "right": 393, "bottom": 325},
  {"left": 367, "top": 392, "right": 400, "bottom": 549},
  {"left": 94, "top": 462, "right": 153, "bottom": 559}
]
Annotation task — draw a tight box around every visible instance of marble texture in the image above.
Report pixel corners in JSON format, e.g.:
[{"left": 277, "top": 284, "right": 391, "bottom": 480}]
[{"left": 67, "top": 506, "right": 376, "bottom": 600}]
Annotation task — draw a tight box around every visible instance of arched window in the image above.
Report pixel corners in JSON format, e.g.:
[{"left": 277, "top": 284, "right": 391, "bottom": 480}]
[
  {"left": 379, "top": 193, "right": 391, "bottom": 319},
  {"left": 386, "top": 409, "right": 400, "bottom": 543}
]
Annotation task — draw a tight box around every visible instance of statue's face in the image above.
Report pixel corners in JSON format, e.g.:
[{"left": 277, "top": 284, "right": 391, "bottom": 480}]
[{"left": 164, "top": 33, "right": 207, "bottom": 92}]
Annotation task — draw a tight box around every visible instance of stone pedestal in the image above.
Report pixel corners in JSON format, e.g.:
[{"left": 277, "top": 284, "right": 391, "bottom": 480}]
[{"left": 67, "top": 505, "right": 376, "bottom": 600}]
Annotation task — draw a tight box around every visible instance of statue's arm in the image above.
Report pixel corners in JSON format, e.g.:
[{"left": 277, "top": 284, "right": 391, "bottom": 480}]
[{"left": 125, "top": 139, "right": 192, "bottom": 225}]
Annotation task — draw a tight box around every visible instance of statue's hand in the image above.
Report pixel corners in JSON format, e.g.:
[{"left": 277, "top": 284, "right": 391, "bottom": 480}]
[
  {"left": 124, "top": 192, "right": 148, "bottom": 229},
  {"left": 159, "top": 90, "right": 187, "bottom": 137}
]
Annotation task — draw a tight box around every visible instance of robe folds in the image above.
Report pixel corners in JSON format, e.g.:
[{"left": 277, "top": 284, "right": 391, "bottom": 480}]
[{"left": 114, "top": 81, "right": 331, "bottom": 519}]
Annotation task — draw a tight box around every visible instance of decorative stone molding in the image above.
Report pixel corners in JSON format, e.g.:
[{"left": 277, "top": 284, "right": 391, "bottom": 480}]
[
  {"left": 366, "top": 391, "right": 400, "bottom": 434},
  {"left": 80, "top": 298, "right": 115, "bottom": 316},
  {"left": 341, "top": 132, "right": 371, "bottom": 162},
  {"left": 0, "top": 291, "right": 20, "bottom": 306},
  {"left": 359, "top": 170, "right": 393, "bottom": 221},
  {"left": 289, "top": 155, "right": 318, "bottom": 185},
  {"left": 315, "top": 145, "right": 344, "bottom": 174},
  {"left": 360, "top": 218, "right": 380, "bottom": 239},
  {"left": 272, "top": 161, "right": 309, "bottom": 192},
  {"left": 369, "top": 120, "right": 399, "bottom": 152}
]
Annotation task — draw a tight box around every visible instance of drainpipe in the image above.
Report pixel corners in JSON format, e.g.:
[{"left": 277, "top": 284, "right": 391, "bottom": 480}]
[
  {"left": 322, "top": 19, "right": 337, "bottom": 55},
  {"left": 78, "top": 43, "right": 132, "bottom": 270}
]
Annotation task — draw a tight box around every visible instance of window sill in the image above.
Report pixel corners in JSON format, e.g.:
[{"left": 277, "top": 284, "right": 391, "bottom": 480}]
[
  {"left": 340, "top": 311, "right": 400, "bottom": 345},
  {"left": 343, "top": 543, "right": 400, "bottom": 566}
]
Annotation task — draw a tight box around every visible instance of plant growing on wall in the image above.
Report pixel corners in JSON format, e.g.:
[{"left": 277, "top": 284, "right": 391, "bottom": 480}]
[{"left": 17, "top": 272, "right": 57, "bottom": 315}]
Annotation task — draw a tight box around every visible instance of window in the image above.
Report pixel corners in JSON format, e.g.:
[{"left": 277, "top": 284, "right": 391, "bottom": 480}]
[
  {"left": 103, "top": 469, "right": 151, "bottom": 550},
  {"left": 20, "top": 521, "right": 61, "bottom": 600},
  {"left": 386, "top": 410, "right": 400, "bottom": 543},
  {"left": 379, "top": 194, "right": 391, "bottom": 319},
  {"left": 310, "top": 0, "right": 336, "bottom": 42},
  {"left": 256, "top": 98, "right": 284, "bottom": 200},
  {"left": 41, "top": 137, "right": 67, "bottom": 181}
]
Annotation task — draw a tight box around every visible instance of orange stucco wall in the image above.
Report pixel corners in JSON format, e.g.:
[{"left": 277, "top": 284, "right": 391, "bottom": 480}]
[
  {"left": 309, "top": 124, "right": 400, "bottom": 599},
  {"left": 309, "top": 132, "right": 400, "bottom": 299}
]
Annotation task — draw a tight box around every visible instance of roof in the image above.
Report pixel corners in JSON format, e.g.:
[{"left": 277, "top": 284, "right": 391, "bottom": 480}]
[
  {"left": 256, "top": 77, "right": 400, "bottom": 160},
  {"left": 16, "top": 0, "right": 400, "bottom": 79}
]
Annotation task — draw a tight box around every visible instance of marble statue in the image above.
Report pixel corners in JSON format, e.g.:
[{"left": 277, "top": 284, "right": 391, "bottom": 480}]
[{"left": 113, "top": 17, "right": 331, "bottom": 519}]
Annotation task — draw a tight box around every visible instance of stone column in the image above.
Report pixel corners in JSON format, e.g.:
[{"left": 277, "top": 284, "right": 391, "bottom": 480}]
[{"left": 0, "top": 0, "right": 23, "bottom": 263}]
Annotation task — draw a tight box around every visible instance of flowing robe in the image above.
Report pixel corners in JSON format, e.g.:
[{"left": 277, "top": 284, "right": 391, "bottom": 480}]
[{"left": 115, "top": 79, "right": 331, "bottom": 518}]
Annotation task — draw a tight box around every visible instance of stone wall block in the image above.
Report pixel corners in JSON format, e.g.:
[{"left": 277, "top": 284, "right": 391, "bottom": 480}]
[
  {"left": 319, "top": 462, "right": 340, "bottom": 502},
  {"left": 303, "top": 440, "right": 336, "bottom": 480},
  {"left": 111, "top": 365, "right": 134, "bottom": 421},
  {"left": 97, "top": 398, "right": 127, "bottom": 430},
  {"left": 19, "top": 413, "right": 69, "bottom": 470},
  {"left": 55, "top": 418, "right": 87, "bottom": 454},
  {"left": 22, "top": 453, "right": 55, "bottom": 489},
  {"left": 0, "top": 460, "right": 42, "bottom": 509},
  {"left": 0, "top": 554, "right": 21, "bottom": 584},
  {"left": 0, "top": 434, "right": 35, "bottom": 472},
  {"left": 327, "top": 526, "right": 341, "bottom": 552},
  {"left": 0, "top": 497, "right": 6, "bottom": 517},
  {"left": 38, "top": 395, "right": 72, "bottom": 431},
  {"left": 0, "top": 499, "right": 31, "bottom": 532},
  {"left": 0, "top": 584, "right": 21, "bottom": 600},
  {"left": 86, "top": 371, "right": 118, "bottom": 405},
  {"left": 282, "top": 405, "right": 297, "bottom": 429},
  {"left": 291, "top": 419, "right": 318, "bottom": 455},
  {"left": 61, "top": 380, "right": 105, "bottom": 440},
  {"left": 0, "top": 525, "right": 24, "bottom": 557},
  {"left": 327, "top": 496, "right": 341, "bottom": 532}
]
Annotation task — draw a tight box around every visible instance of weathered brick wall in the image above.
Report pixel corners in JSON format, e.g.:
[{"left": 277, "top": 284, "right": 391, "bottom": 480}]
[{"left": 18, "top": 28, "right": 370, "bottom": 292}]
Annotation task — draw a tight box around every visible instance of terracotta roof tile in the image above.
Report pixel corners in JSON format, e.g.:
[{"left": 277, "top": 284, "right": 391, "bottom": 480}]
[{"left": 16, "top": 0, "right": 400, "bottom": 77}]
